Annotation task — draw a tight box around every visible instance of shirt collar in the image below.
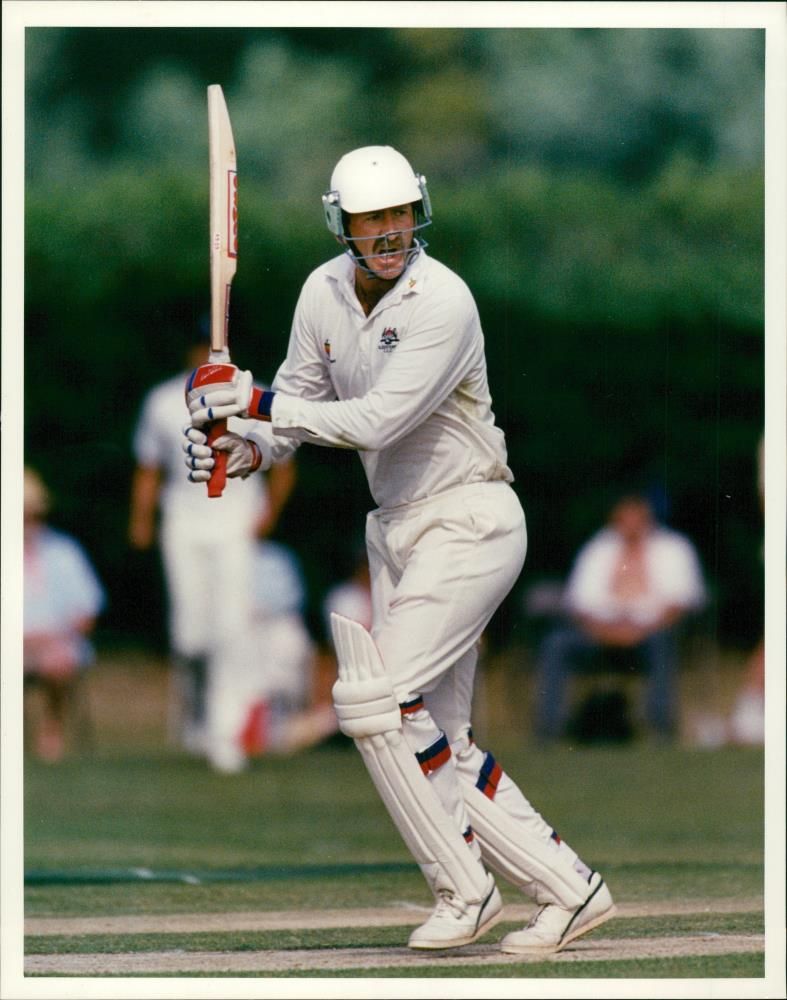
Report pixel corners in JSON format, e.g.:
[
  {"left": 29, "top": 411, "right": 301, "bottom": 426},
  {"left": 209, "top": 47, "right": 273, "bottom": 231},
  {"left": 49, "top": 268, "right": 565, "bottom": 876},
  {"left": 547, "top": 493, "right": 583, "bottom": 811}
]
[{"left": 327, "top": 249, "right": 427, "bottom": 312}]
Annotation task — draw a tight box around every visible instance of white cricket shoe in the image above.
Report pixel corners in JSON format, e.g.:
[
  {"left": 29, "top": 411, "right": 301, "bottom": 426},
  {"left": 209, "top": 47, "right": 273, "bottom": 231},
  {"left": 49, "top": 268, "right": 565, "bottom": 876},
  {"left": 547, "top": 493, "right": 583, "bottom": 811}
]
[
  {"left": 500, "top": 871, "right": 616, "bottom": 955},
  {"left": 408, "top": 873, "right": 503, "bottom": 950}
]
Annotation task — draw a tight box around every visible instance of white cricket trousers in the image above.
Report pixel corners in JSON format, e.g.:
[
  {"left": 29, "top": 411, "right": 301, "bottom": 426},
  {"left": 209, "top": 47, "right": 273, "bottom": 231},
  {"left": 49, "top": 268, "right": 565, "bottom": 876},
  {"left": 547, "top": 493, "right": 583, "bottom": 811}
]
[
  {"left": 364, "top": 481, "right": 591, "bottom": 898},
  {"left": 365, "top": 480, "right": 527, "bottom": 734},
  {"left": 160, "top": 516, "right": 253, "bottom": 658},
  {"left": 160, "top": 515, "right": 254, "bottom": 769},
  {"left": 364, "top": 479, "right": 525, "bottom": 845}
]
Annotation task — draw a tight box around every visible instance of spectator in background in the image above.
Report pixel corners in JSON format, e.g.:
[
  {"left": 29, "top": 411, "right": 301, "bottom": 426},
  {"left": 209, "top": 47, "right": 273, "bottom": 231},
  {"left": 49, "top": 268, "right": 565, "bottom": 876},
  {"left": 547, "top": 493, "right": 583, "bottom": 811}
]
[
  {"left": 727, "top": 435, "right": 765, "bottom": 746},
  {"left": 322, "top": 546, "right": 373, "bottom": 638},
  {"left": 233, "top": 539, "right": 317, "bottom": 763},
  {"left": 128, "top": 324, "right": 296, "bottom": 772},
  {"left": 534, "top": 492, "right": 707, "bottom": 744},
  {"left": 259, "top": 549, "right": 375, "bottom": 756},
  {"left": 240, "top": 548, "right": 376, "bottom": 757},
  {"left": 727, "top": 637, "right": 765, "bottom": 746},
  {"left": 24, "top": 467, "right": 105, "bottom": 762}
]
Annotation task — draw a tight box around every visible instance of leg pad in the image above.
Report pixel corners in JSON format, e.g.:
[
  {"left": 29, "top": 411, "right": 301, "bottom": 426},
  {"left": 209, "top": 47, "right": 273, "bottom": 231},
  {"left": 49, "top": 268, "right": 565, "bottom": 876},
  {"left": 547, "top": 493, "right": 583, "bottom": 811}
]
[
  {"left": 455, "top": 741, "right": 590, "bottom": 908},
  {"left": 330, "top": 614, "right": 489, "bottom": 903}
]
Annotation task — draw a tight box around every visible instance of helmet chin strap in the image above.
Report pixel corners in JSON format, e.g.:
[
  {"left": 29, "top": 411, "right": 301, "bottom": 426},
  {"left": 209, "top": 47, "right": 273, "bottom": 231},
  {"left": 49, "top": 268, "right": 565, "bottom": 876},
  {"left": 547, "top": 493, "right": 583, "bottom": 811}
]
[{"left": 343, "top": 225, "right": 431, "bottom": 279}]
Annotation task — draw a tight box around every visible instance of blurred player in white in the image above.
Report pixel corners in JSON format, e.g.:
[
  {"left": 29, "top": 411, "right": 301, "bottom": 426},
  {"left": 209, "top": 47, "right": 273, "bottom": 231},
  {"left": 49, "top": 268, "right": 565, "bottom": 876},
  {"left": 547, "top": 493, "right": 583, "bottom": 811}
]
[
  {"left": 129, "top": 326, "right": 296, "bottom": 772},
  {"left": 181, "top": 147, "right": 615, "bottom": 952}
]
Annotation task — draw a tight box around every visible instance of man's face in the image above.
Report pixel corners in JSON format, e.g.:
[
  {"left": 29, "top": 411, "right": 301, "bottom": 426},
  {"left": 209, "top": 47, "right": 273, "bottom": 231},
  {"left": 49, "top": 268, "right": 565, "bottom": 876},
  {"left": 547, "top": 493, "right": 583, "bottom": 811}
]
[
  {"left": 346, "top": 203, "right": 415, "bottom": 281},
  {"left": 611, "top": 499, "right": 653, "bottom": 543}
]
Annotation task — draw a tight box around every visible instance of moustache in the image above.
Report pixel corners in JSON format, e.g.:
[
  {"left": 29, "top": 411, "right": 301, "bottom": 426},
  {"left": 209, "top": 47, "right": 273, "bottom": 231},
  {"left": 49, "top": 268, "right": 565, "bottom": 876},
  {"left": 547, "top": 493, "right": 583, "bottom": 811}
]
[{"left": 373, "top": 237, "right": 404, "bottom": 253}]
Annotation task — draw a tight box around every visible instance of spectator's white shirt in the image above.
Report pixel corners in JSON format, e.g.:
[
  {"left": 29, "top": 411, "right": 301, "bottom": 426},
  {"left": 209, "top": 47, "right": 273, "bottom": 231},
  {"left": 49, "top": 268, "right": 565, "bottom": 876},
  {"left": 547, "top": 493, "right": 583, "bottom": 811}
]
[
  {"left": 133, "top": 372, "right": 265, "bottom": 533},
  {"left": 249, "top": 251, "right": 513, "bottom": 509},
  {"left": 24, "top": 527, "right": 105, "bottom": 668},
  {"left": 252, "top": 541, "right": 306, "bottom": 618},
  {"left": 323, "top": 579, "right": 373, "bottom": 636},
  {"left": 24, "top": 527, "right": 105, "bottom": 633},
  {"left": 564, "top": 526, "right": 707, "bottom": 627}
]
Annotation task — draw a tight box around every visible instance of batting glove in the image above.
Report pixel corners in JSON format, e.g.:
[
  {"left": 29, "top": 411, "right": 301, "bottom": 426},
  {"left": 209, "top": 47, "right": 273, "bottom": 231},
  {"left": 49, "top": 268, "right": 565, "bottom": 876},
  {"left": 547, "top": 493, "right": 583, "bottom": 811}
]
[
  {"left": 186, "top": 364, "right": 254, "bottom": 426},
  {"left": 182, "top": 425, "right": 262, "bottom": 481}
]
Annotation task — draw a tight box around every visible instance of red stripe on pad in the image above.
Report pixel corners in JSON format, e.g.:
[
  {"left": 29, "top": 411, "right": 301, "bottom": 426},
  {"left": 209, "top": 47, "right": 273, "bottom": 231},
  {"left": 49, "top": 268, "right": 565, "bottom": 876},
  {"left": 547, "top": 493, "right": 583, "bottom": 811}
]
[
  {"left": 482, "top": 760, "right": 503, "bottom": 798},
  {"left": 418, "top": 742, "right": 452, "bottom": 775}
]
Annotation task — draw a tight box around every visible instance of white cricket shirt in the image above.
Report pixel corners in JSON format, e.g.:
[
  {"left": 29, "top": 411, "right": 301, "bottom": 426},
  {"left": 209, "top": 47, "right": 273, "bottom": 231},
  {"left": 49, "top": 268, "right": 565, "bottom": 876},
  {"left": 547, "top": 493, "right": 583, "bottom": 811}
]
[
  {"left": 564, "top": 526, "right": 708, "bottom": 627},
  {"left": 250, "top": 251, "right": 513, "bottom": 510}
]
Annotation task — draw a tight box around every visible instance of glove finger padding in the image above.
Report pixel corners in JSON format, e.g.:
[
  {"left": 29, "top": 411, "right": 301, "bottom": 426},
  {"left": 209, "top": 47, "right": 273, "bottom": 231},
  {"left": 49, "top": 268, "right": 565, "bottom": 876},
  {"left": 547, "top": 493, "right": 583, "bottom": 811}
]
[
  {"left": 183, "top": 424, "right": 208, "bottom": 446},
  {"left": 182, "top": 425, "right": 214, "bottom": 469},
  {"left": 186, "top": 367, "right": 253, "bottom": 426},
  {"left": 182, "top": 419, "right": 260, "bottom": 483},
  {"left": 183, "top": 424, "right": 214, "bottom": 481},
  {"left": 191, "top": 401, "right": 246, "bottom": 425}
]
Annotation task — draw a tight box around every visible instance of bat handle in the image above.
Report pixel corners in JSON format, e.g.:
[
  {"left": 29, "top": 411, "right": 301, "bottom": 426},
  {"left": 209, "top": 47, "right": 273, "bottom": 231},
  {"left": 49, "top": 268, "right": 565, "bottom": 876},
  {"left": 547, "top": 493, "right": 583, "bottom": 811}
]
[{"left": 206, "top": 419, "right": 228, "bottom": 498}]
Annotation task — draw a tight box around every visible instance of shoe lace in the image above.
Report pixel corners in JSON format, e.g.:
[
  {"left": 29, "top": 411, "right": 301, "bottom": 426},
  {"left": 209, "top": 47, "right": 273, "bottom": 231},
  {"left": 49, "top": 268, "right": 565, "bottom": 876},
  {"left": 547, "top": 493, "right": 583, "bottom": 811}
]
[
  {"left": 527, "top": 905, "right": 549, "bottom": 929},
  {"left": 434, "top": 889, "right": 464, "bottom": 919}
]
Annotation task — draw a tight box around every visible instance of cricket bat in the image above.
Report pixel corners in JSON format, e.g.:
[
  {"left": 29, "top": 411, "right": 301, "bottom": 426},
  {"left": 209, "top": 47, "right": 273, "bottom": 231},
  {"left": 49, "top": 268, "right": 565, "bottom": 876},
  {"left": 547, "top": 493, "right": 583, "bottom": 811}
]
[{"left": 206, "top": 83, "right": 238, "bottom": 497}]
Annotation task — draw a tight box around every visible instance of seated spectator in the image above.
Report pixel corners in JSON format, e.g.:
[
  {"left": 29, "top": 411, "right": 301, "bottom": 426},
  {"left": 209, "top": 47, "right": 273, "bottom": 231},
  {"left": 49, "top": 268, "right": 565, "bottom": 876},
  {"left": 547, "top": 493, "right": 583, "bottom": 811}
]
[
  {"left": 727, "top": 435, "right": 765, "bottom": 746},
  {"left": 534, "top": 492, "right": 707, "bottom": 744},
  {"left": 212, "top": 539, "right": 316, "bottom": 769},
  {"left": 727, "top": 638, "right": 764, "bottom": 746},
  {"left": 267, "top": 549, "right": 373, "bottom": 756},
  {"left": 322, "top": 546, "right": 373, "bottom": 636},
  {"left": 23, "top": 467, "right": 106, "bottom": 762}
]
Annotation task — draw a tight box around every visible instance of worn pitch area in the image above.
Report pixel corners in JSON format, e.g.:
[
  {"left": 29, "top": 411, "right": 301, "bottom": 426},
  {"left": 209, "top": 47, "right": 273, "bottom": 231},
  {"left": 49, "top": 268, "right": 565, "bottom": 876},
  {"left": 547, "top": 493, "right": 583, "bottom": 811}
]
[{"left": 23, "top": 898, "right": 764, "bottom": 974}]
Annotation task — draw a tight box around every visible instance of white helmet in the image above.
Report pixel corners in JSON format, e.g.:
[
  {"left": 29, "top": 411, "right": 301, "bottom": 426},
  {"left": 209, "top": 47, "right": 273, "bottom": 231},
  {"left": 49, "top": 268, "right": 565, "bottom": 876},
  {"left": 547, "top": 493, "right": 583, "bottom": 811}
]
[{"left": 322, "top": 145, "right": 432, "bottom": 243}]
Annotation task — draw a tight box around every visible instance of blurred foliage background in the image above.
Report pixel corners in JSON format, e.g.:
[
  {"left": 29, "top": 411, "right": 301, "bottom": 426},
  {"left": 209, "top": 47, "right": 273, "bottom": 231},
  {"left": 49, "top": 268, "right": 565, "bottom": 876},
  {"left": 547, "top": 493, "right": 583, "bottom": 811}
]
[{"left": 24, "top": 26, "right": 765, "bottom": 652}]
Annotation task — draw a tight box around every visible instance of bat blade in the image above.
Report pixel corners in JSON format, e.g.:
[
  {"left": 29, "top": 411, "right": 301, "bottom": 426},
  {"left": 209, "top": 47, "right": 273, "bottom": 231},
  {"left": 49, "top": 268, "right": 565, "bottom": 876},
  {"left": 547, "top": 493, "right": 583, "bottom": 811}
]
[
  {"left": 208, "top": 83, "right": 237, "bottom": 360},
  {"left": 206, "top": 84, "right": 238, "bottom": 497}
]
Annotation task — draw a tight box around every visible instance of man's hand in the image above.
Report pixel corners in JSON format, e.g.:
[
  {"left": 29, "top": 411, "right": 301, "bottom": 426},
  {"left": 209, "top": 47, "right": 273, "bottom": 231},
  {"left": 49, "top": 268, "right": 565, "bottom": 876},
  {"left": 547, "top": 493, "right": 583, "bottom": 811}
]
[
  {"left": 182, "top": 425, "right": 261, "bottom": 481},
  {"left": 579, "top": 617, "right": 650, "bottom": 647},
  {"left": 24, "top": 634, "right": 78, "bottom": 675},
  {"left": 128, "top": 466, "right": 161, "bottom": 550},
  {"left": 186, "top": 363, "right": 254, "bottom": 426}
]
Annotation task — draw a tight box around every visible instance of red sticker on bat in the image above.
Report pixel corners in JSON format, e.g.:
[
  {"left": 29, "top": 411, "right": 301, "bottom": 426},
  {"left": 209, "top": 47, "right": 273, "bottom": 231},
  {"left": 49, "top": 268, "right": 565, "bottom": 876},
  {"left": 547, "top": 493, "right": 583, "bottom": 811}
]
[{"left": 228, "top": 170, "right": 238, "bottom": 258}]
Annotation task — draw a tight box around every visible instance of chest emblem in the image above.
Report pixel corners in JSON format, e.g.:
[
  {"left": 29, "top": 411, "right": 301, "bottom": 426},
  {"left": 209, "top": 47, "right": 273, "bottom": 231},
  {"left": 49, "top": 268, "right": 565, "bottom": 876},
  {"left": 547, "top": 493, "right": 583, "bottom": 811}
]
[
  {"left": 378, "top": 327, "right": 400, "bottom": 353},
  {"left": 324, "top": 339, "right": 336, "bottom": 364}
]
